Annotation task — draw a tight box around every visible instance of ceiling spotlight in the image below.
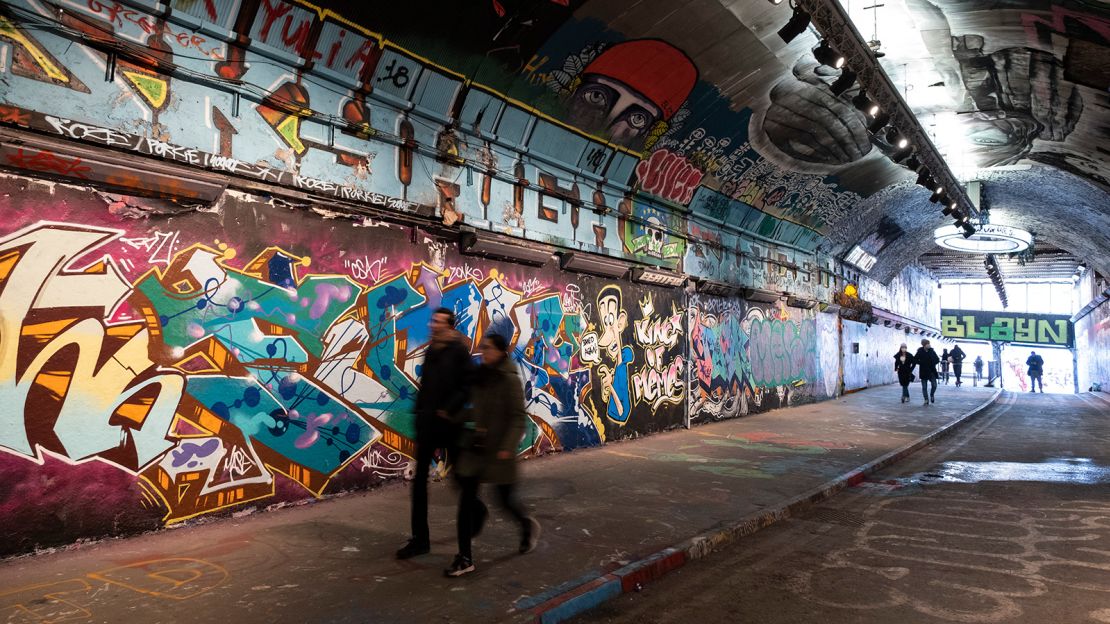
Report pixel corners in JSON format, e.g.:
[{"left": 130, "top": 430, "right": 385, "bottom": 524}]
[
  {"left": 953, "top": 213, "right": 966, "bottom": 224},
  {"left": 903, "top": 155, "right": 921, "bottom": 171},
  {"left": 962, "top": 222, "right": 976, "bottom": 238},
  {"left": 830, "top": 69, "right": 857, "bottom": 96},
  {"left": 852, "top": 93, "right": 876, "bottom": 115},
  {"left": 867, "top": 111, "right": 891, "bottom": 133},
  {"left": 813, "top": 41, "right": 845, "bottom": 68},
  {"left": 769, "top": 0, "right": 784, "bottom": 4},
  {"left": 934, "top": 185, "right": 944, "bottom": 195},
  {"left": 884, "top": 128, "right": 909, "bottom": 149},
  {"left": 891, "top": 146, "right": 913, "bottom": 163},
  {"left": 916, "top": 168, "right": 933, "bottom": 188},
  {"left": 942, "top": 201, "right": 957, "bottom": 216},
  {"left": 778, "top": 7, "right": 811, "bottom": 43},
  {"left": 929, "top": 190, "right": 942, "bottom": 203}
]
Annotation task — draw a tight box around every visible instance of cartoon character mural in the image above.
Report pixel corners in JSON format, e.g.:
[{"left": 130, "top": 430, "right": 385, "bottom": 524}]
[
  {"left": 586, "top": 285, "right": 633, "bottom": 428},
  {"left": 577, "top": 280, "right": 686, "bottom": 441},
  {"left": 559, "top": 39, "right": 698, "bottom": 149}
]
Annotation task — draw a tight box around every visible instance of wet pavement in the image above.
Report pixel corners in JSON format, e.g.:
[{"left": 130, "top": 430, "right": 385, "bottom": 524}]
[
  {"left": 0, "top": 385, "right": 999, "bottom": 624},
  {"left": 575, "top": 391, "right": 1110, "bottom": 624}
]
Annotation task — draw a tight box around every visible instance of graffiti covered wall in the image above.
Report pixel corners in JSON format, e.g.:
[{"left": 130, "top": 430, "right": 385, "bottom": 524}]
[
  {"left": 859, "top": 264, "right": 940, "bottom": 327},
  {"left": 1075, "top": 276, "right": 1110, "bottom": 393},
  {"left": 687, "top": 294, "right": 833, "bottom": 424},
  {"left": 0, "top": 173, "right": 693, "bottom": 555},
  {"left": 0, "top": 0, "right": 922, "bottom": 282}
]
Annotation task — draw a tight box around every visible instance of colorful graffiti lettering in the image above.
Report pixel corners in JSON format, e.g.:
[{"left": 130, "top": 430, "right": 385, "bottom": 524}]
[
  {"left": 0, "top": 216, "right": 602, "bottom": 525},
  {"left": 688, "top": 298, "right": 749, "bottom": 421},
  {"left": 747, "top": 307, "right": 817, "bottom": 388},
  {"left": 631, "top": 294, "right": 685, "bottom": 410},
  {"left": 635, "top": 149, "right": 703, "bottom": 205},
  {"left": 5, "top": 147, "right": 92, "bottom": 178}
]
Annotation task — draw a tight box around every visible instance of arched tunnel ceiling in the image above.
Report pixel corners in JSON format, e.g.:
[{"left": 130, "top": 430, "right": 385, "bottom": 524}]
[
  {"left": 325, "top": 0, "right": 1109, "bottom": 279},
  {"left": 6, "top": 0, "right": 1098, "bottom": 279}
]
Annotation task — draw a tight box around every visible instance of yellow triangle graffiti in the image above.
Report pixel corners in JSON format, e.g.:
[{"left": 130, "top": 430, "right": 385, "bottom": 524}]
[
  {"left": 122, "top": 70, "right": 167, "bottom": 108},
  {"left": 275, "top": 115, "right": 306, "bottom": 154}
]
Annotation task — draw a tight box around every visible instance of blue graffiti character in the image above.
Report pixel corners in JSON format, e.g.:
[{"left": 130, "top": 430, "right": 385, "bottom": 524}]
[{"left": 596, "top": 285, "right": 633, "bottom": 423}]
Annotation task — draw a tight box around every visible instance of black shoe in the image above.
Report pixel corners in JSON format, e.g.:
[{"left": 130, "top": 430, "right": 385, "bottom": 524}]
[
  {"left": 396, "top": 539, "right": 430, "bottom": 560},
  {"left": 444, "top": 554, "right": 475, "bottom": 577},
  {"left": 472, "top": 500, "right": 489, "bottom": 538},
  {"left": 520, "top": 517, "right": 541, "bottom": 554}
]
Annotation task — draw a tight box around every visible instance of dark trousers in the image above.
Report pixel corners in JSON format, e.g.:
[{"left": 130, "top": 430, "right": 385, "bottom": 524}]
[
  {"left": 900, "top": 383, "right": 911, "bottom": 399},
  {"left": 411, "top": 428, "right": 457, "bottom": 545},
  {"left": 953, "top": 364, "right": 963, "bottom": 384},
  {"left": 456, "top": 476, "right": 528, "bottom": 559},
  {"left": 1030, "top": 374, "right": 1043, "bottom": 392},
  {"left": 921, "top": 378, "right": 937, "bottom": 401}
]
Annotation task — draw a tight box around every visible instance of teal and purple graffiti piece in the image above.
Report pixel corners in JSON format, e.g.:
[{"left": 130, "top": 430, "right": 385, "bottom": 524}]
[
  {"left": 211, "top": 319, "right": 310, "bottom": 364},
  {"left": 135, "top": 262, "right": 357, "bottom": 357},
  {"left": 530, "top": 294, "right": 578, "bottom": 369},
  {"left": 185, "top": 374, "right": 375, "bottom": 475},
  {"left": 748, "top": 317, "right": 816, "bottom": 388},
  {"left": 361, "top": 273, "right": 426, "bottom": 423},
  {"left": 693, "top": 310, "right": 749, "bottom": 391}
]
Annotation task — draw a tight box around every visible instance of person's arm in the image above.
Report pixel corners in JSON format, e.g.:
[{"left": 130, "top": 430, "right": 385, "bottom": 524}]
[
  {"left": 441, "top": 342, "right": 474, "bottom": 418},
  {"left": 493, "top": 372, "right": 528, "bottom": 460}
]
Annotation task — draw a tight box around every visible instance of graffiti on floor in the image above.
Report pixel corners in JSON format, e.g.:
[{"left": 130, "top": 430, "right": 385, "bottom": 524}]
[
  {"left": 0, "top": 558, "right": 228, "bottom": 620},
  {"left": 789, "top": 493, "right": 1110, "bottom": 621}
]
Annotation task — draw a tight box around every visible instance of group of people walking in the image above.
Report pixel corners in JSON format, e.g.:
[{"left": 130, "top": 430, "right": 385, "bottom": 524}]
[
  {"left": 395, "top": 307, "right": 540, "bottom": 578},
  {"left": 895, "top": 341, "right": 1048, "bottom": 401},
  {"left": 894, "top": 340, "right": 969, "bottom": 405}
]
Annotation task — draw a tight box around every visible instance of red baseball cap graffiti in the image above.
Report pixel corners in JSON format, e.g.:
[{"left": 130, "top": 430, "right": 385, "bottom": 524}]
[{"left": 581, "top": 39, "right": 697, "bottom": 121}]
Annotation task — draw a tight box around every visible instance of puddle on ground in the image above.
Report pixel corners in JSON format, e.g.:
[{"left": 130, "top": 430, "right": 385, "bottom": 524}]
[{"left": 915, "top": 458, "right": 1110, "bottom": 484}]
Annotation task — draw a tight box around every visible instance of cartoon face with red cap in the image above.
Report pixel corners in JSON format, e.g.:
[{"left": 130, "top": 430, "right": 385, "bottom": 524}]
[{"left": 568, "top": 39, "right": 698, "bottom": 148}]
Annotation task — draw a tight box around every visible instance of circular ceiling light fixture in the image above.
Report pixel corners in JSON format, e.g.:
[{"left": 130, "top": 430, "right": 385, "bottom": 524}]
[{"left": 933, "top": 223, "right": 1033, "bottom": 253}]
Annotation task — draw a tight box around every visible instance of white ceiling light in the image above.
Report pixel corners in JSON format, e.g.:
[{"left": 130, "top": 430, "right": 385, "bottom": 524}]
[{"left": 934, "top": 224, "right": 1033, "bottom": 253}]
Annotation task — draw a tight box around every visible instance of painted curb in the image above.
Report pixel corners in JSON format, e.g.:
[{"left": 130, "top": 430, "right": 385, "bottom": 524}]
[{"left": 524, "top": 388, "right": 1004, "bottom": 624}]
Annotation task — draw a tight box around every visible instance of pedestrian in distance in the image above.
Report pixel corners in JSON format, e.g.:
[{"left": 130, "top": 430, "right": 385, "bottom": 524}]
[
  {"left": 446, "top": 332, "right": 540, "bottom": 578},
  {"left": 397, "top": 307, "right": 475, "bottom": 560},
  {"left": 940, "top": 348, "right": 951, "bottom": 385},
  {"left": 974, "top": 355, "right": 984, "bottom": 384},
  {"left": 950, "top": 345, "right": 966, "bottom": 387},
  {"left": 1027, "top": 350, "right": 1045, "bottom": 393},
  {"left": 915, "top": 339, "right": 941, "bottom": 406},
  {"left": 894, "top": 343, "right": 917, "bottom": 404}
]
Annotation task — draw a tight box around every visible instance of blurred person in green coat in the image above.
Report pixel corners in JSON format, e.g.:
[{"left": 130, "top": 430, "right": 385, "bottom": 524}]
[{"left": 445, "top": 333, "right": 540, "bottom": 577}]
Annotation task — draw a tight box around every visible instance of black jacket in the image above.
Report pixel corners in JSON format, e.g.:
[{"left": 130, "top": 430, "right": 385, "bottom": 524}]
[
  {"left": 457, "top": 357, "right": 527, "bottom": 485},
  {"left": 414, "top": 333, "right": 474, "bottom": 437},
  {"left": 950, "top": 346, "right": 966, "bottom": 365},
  {"left": 894, "top": 351, "right": 917, "bottom": 386},
  {"left": 914, "top": 347, "right": 941, "bottom": 381}
]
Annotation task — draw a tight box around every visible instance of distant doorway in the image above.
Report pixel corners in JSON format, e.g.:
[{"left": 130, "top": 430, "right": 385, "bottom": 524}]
[{"left": 1002, "top": 346, "right": 1074, "bottom": 394}]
